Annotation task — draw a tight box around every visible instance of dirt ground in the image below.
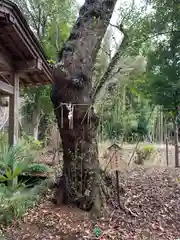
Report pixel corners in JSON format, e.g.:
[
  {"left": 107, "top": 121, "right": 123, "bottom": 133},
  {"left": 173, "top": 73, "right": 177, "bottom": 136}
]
[
  {"left": 98, "top": 142, "right": 177, "bottom": 172},
  {"left": 2, "top": 166, "right": 180, "bottom": 240}
]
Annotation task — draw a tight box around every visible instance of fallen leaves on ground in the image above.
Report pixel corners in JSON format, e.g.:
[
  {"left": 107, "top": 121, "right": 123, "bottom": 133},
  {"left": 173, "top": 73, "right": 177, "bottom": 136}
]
[{"left": 2, "top": 166, "right": 180, "bottom": 240}]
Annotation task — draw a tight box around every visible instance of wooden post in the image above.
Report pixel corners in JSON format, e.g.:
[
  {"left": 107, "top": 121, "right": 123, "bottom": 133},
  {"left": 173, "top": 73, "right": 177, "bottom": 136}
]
[
  {"left": 165, "top": 138, "right": 169, "bottom": 166},
  {"left": 160, "top": 109, "right": 163, "bottom": 143},
  {"left": 174, "top": 120, "right": 179, "bottom": 168},
  {"left": 8, "top": 73, "right": 19, "bottom": 186},
  {"left": 115, "top": 169, "right": 120, "bottom": 208},
  {"left": 8, "top": 73, "right": 19, "bottom": 146}
]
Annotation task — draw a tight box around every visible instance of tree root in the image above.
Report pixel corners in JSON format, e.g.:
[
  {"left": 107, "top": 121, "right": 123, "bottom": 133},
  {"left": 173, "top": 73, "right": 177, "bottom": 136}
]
[{"left": 52, "top": 168, "right": 129, "bottom": 218}]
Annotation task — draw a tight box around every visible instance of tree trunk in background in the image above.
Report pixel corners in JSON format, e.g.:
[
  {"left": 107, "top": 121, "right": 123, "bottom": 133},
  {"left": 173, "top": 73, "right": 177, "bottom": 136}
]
[
  {"left": 51, "top": 0, "right": 117, "bottom": 212},
  {"left": 32, "top": 103, "right": 40, "bottom": 140},
  {"left": 174, "top": 119, "right": 179, "bottom": 167},
  {"left": 122, "top": 85, "right": 126, "bottom": 111}
]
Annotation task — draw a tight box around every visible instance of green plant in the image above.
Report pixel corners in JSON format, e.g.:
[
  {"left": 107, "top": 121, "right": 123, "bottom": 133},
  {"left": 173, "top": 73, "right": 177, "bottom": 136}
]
[
  {"left": 0, "top": 141, "right": 35, "bottom": 184},
  {"left": 143, "top": 145, "right": 155, "bottom": 154},
  {"left": 21, "top": 133, "right": 43, "bottom": 151},
  {"left": 0, "top": 180, "right": 50, "bottom": 225},
  {"left": 0, "top": 183, "right": 30, "bottom": 224},
  {"left": 0, "top": 132, "right": 8, "bottom": 144},
  {"left": 25, "top": 163, "right": 52, "bottom": 173},
  {"left": 135, "top": 145, "right": 155, "bottom": 165}
]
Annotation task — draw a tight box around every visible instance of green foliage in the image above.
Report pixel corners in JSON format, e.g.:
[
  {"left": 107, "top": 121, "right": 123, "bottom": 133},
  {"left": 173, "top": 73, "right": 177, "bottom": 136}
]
[
  {"left": 13, "top": 0, "right": 179, "bottom": 144},
  {"left": 93, "top": 1, "right": 152, "bottom": 142},
  {"left": 143, "top": 145, "right": 155, "bottom": 153},
  {"left": 135, "top": 145, "right": 155, "bottom": 165},
  {"left": 0, "top": 133, "right": 51, "bottom": 224},
  {"left": 96, "top": 0, "right": 180, "bottom": 143},
  {"left": 0, "top": 141, "right": 35, "bottom": 183},
  {"left": 0, "top": 132, "right": 8, "bottom": 144},
  {"left": 145, "top": 38, "right": 180, "bottom": 114},
  {"left": 97, "top": 82, "right": 152, "bottom": 142},
  {"left": 135, "top": 0, "right": 180, "bottom": 117},
  {"left": 25, "top": 163, "right": 52, "bottom": 173},
  {"left": 0, "top": 180, "right": 50, "bottom": 224},
  {"left": 0, "top": 141, "right": 32, "bottom": 169},
  {"left": 0, "top": 134, "right": 48, "bottom": 183},
  {"left": 21, "top": 133, "right": 43, "bottom": 151},
  {"left": 13, "top": 0, "right": 76, "bottom": 139},
  {"left": 0, "top": 138, "right": 50, "bottom": 224}
]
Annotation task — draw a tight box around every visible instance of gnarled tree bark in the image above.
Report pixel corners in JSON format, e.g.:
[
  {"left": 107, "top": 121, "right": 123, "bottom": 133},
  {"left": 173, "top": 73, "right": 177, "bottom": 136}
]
[{"left": 51, "top": 0, "right": 117, "bottom": 213}]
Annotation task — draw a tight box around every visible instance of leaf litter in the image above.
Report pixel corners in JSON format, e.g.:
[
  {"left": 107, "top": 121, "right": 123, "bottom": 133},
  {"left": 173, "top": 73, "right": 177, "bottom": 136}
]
[{"left": 2, "top": 166, "right": 180, "bottom": 240}]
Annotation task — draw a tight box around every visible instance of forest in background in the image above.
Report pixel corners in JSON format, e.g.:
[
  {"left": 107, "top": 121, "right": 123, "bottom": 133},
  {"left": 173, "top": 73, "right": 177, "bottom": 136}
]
[{"left": 0, "top": 0, "right": 176, "bottom": 147}]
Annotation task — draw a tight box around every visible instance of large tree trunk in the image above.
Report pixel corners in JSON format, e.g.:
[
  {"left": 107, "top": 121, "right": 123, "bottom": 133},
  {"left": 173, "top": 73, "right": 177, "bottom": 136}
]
[{"left": 51, "top": 0, "right": 117, "bottom": 212}]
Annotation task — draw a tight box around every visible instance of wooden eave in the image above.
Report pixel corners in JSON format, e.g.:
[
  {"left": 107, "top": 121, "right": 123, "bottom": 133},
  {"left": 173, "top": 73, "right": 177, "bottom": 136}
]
[{"left": 0, "top": 0, "right": 52, "bottom": 86}]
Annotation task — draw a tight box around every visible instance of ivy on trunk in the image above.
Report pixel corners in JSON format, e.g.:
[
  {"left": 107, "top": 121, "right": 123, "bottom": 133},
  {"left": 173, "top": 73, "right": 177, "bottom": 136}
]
[{"left": 51, "top": 0, "right": 117, "bottom": 213}]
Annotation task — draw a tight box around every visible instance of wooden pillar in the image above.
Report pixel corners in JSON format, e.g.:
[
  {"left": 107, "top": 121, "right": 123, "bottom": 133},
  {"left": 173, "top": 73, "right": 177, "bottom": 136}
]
[
  {"left": 9, "top": 73, "right": 19, "bottom": 146},
  {"left": 174, "top": 120, "right": 179, "bottom": 168},
  {"left": 166, "top": 137, "right": 169, "bottom": 166}
]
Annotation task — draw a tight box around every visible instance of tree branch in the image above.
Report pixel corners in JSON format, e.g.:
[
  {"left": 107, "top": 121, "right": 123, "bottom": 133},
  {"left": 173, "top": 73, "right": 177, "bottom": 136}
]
[
  {"left": 142, "top": 30, "right": 180, "bottom": 43},
  {"left": 92, "top": 27, "right": 180, "bottom": 101},
  {"left": 53, "top": 0, "right": 117, "bottom": 87},
  {"left": 26, "top": 0, "right": 39, "bottom": 32},
  {"left": 92, "top": 26, "right": 128, "bottom": 101}
]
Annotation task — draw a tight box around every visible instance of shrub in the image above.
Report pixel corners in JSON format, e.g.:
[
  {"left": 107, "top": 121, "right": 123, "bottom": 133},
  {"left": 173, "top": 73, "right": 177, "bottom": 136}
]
[
  {"left": 0, "top": 136, "right": 51, "bottom": 225},
  {"left": 0, "top": 180, "right": 50, "bottom": 224},
  {"left": 25, "top": 163, "right": 52, "bottom": 173},
  {"left": 0, "top": 141, "right": 36, "bottom": 184},
  {"left": 0, "top": 135, "right": 51, "bottom": 225},
  {"left": 21, "top": 133, "right": 42, "bottom": 151},
  {"left": 143, "top": 145, "right": 155, "bottom": 153},
  {"left": 135, "top": 145, "right": 155, "bottom": 165}
]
